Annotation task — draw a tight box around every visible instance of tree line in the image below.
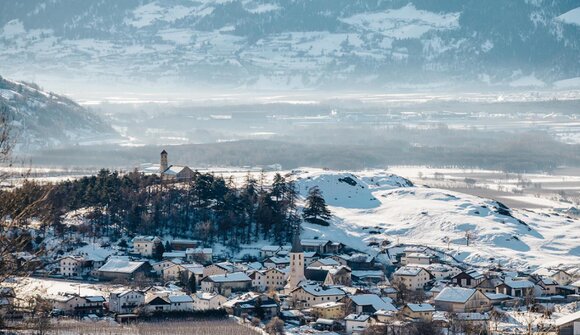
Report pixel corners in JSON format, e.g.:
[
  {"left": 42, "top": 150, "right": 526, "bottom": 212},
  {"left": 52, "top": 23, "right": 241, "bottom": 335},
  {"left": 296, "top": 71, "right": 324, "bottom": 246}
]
[{"left": 0, "top": 170, "right": 311, "bottom": 249}]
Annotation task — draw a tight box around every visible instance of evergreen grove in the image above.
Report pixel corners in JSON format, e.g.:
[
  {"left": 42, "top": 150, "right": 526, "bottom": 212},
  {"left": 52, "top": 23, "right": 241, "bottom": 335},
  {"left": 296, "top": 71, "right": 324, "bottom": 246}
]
[{"left": 0, "top": 170, "right": 304, "bottom": 250}]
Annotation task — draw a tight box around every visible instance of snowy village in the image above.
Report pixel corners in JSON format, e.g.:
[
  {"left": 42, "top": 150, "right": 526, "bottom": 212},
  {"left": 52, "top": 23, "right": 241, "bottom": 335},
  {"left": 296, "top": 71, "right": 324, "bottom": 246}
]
[{"left": 1, "top": 151, "right": 580, "bottom": 335}]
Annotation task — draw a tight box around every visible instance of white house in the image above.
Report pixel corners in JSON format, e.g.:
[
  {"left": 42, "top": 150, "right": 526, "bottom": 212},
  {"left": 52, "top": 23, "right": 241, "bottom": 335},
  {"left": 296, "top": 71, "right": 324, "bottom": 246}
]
[
  {"left": 163, "top": 263, "right": 204, "bottom": 284},
  {"left": 250, "top": 267, "right": 287, "bottom": 291},
  {"left": 345, "top": 313, "right": 372, "bottom": 334},
  {"left": 392, "top": 266, "right": 431, "bottom": 290},
  {"left": 201, "top": 272, "right": 252, "bottom": 295},
  {"left": 132, "top": 236, "right": 161, "bottom": 257},
  {"left": 59, "top": 256, "right": 89, "bottom": 277},
  {"left": 290, "top": 283, "right": 346, "bottom": 308},
  {"left": 108, "top": 290, "right": 145, "bottom": 314},
  {"left": 167, "top": 295, "right": 194, "bottom": 312},
  {"left": 193, "top": 292, "right": 227, "bottom": 311}
]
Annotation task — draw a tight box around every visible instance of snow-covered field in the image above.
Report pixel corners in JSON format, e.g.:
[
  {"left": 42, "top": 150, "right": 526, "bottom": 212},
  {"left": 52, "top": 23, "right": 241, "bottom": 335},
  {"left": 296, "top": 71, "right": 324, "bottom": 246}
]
[{"left": 285, "top": 169, "right": 580, "bottom": 271}]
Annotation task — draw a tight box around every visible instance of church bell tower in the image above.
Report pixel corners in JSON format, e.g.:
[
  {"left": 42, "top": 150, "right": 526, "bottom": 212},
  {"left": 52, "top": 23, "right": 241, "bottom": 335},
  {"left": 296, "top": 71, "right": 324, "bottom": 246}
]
[
  {"left": 160, "top": 150, "right": 168, "bottom": 173},
  {"left": 287, "top": 222, "right": 305, "bottom": 291}
]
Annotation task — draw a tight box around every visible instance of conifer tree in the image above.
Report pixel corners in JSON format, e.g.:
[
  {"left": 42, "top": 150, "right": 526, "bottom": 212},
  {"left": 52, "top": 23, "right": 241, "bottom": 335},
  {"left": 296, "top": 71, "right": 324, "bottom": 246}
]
[{"left": 303, "top": 186, "right": 331, "bottom": 224}]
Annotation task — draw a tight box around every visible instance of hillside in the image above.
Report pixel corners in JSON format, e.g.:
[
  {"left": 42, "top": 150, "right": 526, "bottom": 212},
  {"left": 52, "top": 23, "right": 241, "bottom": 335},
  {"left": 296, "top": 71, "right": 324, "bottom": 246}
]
[
  {"left": 0, "top": 76, "right": 118, "bottom": 151},
  {"left": 293, "top": 169, "right": 580, "bottom": 270},
  {"left": 0, "top": 1, "right": 579, "bottom": 92}
]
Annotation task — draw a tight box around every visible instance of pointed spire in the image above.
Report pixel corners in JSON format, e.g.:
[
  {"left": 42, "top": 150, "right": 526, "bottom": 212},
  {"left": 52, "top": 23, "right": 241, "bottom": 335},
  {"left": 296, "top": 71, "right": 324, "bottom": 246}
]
[{"left": 291, "top": 222, "right": 302, "bottom": 253}]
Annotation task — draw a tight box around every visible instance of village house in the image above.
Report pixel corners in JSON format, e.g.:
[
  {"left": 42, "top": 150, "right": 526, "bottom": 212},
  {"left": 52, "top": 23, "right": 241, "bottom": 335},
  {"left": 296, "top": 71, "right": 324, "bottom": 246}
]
[
  {"left": 346, "top": 294, "right": 397, "bottom": 314},
  {"left": 434, "top": 287, "right": 492, "bottom": 313},
  {"left": 402, "top": 303, "right": 435, "bottom": 321},
  {"left": 392, "top": 266, "right": 432, "bottom": 290},
  {"left": 301, "top": 239, "right": 331, "bottom": 254},
  {"left": 346, "top": 254, "right": 378, "bottom": 270},
  {"left": 201, "top": 272, "right": 252, "bottom": 296},
  {"left": 345, "top": 313, "right": 372, "bottom": 334},
  {"left": 495, "top": 277, "right": 535, "bottom": 298},
  {"left": 290, "top": 284, "right": 346, "bottom": 308},
  {"left": 167, "top": 295, "right": 194, "bottom": 312},
  {"left": 97, "top": 258, "right": 152, "bottom": 281},
  {"left": 260, "top": 245, "right": 283, "bottom": 258},
  {"left": 108, "top": 290, "right": 145, "bottom": 314},
  {"left": 185, "top": 247, "right": 213, "bottom": 264},
  {"left": 203, "top": 262, "right": 237, "bottom": 277},
  {"left": 132, "top": 236, "right": 161, "bottom": 258},
  {"left": 170, "top": 239, "right": 200, "bottom": 251},
  {"left": 311, "top": 301, "right": 345, "bottom": 319},
  {"left": 59, "top": 255, "right": 90, "bottom": 277},
  {"left": 306, "top": 265, "right": 352, "bottom": 286},
  {"left": 402, "top": 252, "right": 433, "bottom": 266},
  {"left": 550, "top": 270, "right": 574, "bottom": 286},
  {"left": 52, "top": 294, "right": 105, "bottom": 316},
  {"left": 152, "top": 259, "right": 178, "bottom": 276},
  {"left": 249, "top": 267, "right": 286, "bottom": 291},
  {"left": 193, "top": 292, "right": 227, "bottom": 311},
  {"left": 451, "top": 269, "right": 485, "bottom": 288},
  {"left": 223, "top": 292, "right": 280, "bottom": 319},
  {"left": 475, "top": 277, "right": 504, "bottom": 293},
  {"left": 163, "top": 263, "right": 203, "bottom": 284},
  {"left": 143, "top": 296, "right": 170, "bottom": 314},
  {"left": 309, "top": 258, "right": 341, "bottom": 268},
  {"left": 351, "top": 270, "right": 387, "bottom": 285},
  {"left": 264, "top": 256, "right": 290, "bottom": 269},
  {"left": 555, "top": 310, "right": 580, "bottom": 335}
]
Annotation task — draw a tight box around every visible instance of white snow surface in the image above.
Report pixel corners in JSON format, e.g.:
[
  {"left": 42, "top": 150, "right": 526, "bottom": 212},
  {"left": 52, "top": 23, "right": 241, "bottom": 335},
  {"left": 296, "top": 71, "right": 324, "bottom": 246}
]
[
  {"left": 293, "top": 169, "right": 580, "bottom": 270},
  {"left": 556, "top": 7, "right": 580, "bottom": 26}
]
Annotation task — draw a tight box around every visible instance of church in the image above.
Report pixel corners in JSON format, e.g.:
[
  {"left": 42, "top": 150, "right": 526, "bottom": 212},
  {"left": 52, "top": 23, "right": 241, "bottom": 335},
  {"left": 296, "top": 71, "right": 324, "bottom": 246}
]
[{"left": 138, "top": 150, "right": 195, "bottom": 181}]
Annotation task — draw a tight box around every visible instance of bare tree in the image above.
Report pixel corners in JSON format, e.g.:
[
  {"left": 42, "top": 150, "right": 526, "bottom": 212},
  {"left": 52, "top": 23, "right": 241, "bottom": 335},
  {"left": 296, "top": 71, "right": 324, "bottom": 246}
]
[
  {"left": 465, "top": 229, "right": 477, "bottom": 247},
  {"left": 265, "top": 317, "right": 285, "bottom": 335}
]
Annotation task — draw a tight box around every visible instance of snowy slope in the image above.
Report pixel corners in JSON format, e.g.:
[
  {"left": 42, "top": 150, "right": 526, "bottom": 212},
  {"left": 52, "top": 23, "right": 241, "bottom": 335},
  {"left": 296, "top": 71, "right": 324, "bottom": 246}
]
[
  {"left": 0, "top": 76, "right": 118, "bottom": 151},
  {"left": 294, "top": 169, "right": 580, "bottom": 270}
]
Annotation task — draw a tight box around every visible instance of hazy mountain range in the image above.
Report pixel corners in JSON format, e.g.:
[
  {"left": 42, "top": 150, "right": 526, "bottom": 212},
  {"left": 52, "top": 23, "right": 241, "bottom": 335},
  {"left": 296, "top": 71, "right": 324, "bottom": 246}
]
[
  {"left": 1, "top": 0, "right": 579, "bottom": 94},
  {"left": 0, "top": 76, "right": 117, "bottom": 151}
]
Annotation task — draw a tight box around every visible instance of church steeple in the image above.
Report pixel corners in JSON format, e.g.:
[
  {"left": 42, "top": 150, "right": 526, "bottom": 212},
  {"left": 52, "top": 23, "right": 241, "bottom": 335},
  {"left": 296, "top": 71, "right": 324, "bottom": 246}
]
[
  {"left": 291, "top": 222, "right": 303, "bottom": 253},
  {"left": 160, "top": 150, "right": 168, "bottom": 173},
  {"left": 287, "top": 221, "right": 305, "bottom": 292}
]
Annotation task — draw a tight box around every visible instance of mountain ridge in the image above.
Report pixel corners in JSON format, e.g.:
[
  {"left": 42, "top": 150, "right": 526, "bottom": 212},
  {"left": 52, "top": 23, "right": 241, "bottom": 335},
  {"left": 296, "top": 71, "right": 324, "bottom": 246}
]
[{"left": 1, "top": 0, "right": 579, "bottom": 92}]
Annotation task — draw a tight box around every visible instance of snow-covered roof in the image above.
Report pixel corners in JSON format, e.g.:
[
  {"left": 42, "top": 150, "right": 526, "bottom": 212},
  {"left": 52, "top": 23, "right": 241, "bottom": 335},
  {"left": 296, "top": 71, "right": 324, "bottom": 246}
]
[
  {"left": 345, "top": 313, "right": 370, "bottom": 322},
  {"left": 352, "top": 270, "right": 385, "bottom": 278},
  {"left": 265, "top": 256, "right": 290, "bottom": 264},
  {"left": 261, "top": 245, "right": 282, "bottom": 251},
  {"left": 205, "top": 272, "right": 251, "bottom": 283},
  {"left": 98, "top": 259, "right": 146, "bottom": 274},
  {"left": 434, "top": 287, "right": 476, "bottom": 303},
  {"left": 315, "top": 258, "right": 340, "bottom": 266},
  {"left": 301, "top": 239, "right": 329, "bottom": 247},
  {"left": 163, "top": 251, "right": 186, "bottom": 258},
  {"left": 503, "top": 277, "right": 535, "bottom": 289},
  {"left": 556, "top": 310, "right": 580, "bottom": 326},
  {"left": 163, "top": 165, "right": 190, "bottom": 175},
  {"left": 194, "top": 292, "right": 222, "bottom": 301},
  {"left": 168, "top": 295, "right": 193, "bottom": 303},
  {"left": 299, "top": 284, "right": 346, "bottom": 297},
  {"left": 350, "top": 294, "right": 396, "bottom": 311},
  {"left": 312, "top": 301, "right": 344, "bottom": 309},
  {"left": 406, "top": 303, "right": 435, "bottom": 312},
  {"left": 465, "top": 269, "right": 484, "bottom": 280},
  {"left": 85, "top": 296, "right": 105, "bottom": 303},
  {"left": 406, "top": 252, "right": 431, "bottom": 258},
  {"left": 394, "top": 266, "right": 425, "bottom": 276},
  {"left": 132, "top": 236, "right": 159, "bottom": 243}
]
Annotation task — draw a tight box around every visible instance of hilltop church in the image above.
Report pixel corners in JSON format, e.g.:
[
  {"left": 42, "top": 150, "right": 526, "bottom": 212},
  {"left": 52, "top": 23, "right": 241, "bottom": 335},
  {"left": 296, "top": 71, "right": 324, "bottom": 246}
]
[{"left": 139, "top": 150, "right": 194, "bottom": 181}]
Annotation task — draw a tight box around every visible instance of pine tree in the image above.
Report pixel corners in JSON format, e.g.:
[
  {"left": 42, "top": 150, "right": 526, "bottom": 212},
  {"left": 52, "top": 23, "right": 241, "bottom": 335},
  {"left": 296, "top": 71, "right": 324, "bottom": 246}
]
[{"left": 303, "top": 186, "right": 331, "bottom": 224}]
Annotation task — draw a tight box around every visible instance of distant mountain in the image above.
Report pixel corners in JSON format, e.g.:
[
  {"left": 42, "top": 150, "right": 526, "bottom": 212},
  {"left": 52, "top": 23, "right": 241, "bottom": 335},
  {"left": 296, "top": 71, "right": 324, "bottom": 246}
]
[
  {"left": 0, "top": 76, "right": 118, "bottom": 151},
  {"left": 0, "top": 0, "right": 579, "bottom": 91}
]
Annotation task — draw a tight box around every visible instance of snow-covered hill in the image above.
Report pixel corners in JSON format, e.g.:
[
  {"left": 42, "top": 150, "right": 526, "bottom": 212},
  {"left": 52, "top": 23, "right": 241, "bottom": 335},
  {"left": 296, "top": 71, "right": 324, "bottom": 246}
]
[
  {"left": 0, "top": 76, "right": 118, "bottom": 151},
  {"left": 294, "top": 169, "right": 580, "bottom": 270},
  {"left": 0, "top": 1, "right": 579, "bottom": 91}
]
